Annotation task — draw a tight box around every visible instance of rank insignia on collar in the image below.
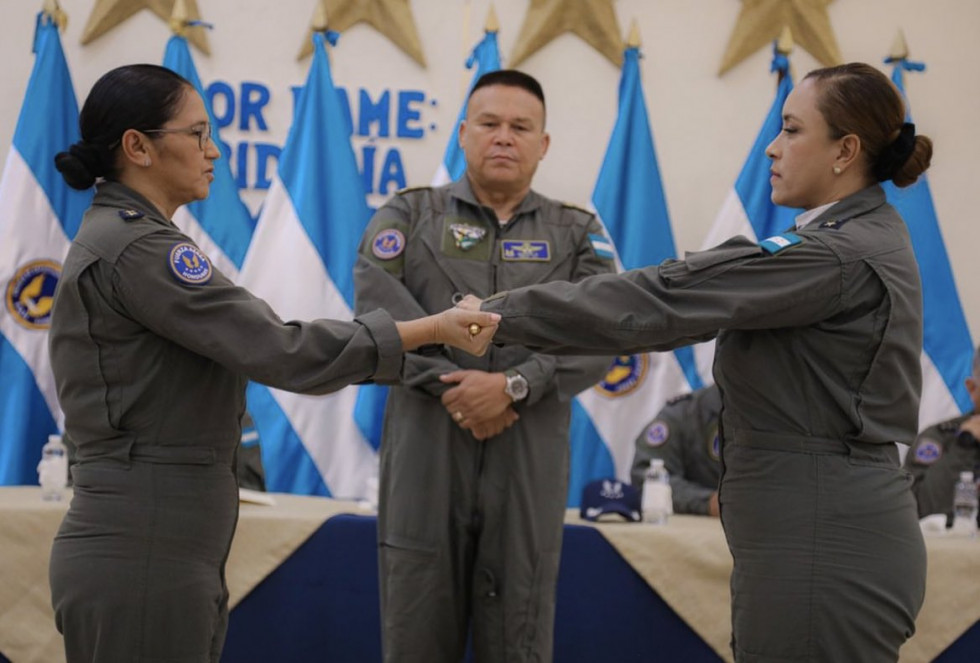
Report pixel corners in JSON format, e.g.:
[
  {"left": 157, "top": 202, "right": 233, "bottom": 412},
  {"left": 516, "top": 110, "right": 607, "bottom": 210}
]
[
  {"left": 449, "top": 223, "right": 487, "bottom": 251},
  {"left": 820, "top": 218, "right": 849, "bottom": 229},
  {"left": 118, "top": 209, "right": 144, "bottom": 221}
]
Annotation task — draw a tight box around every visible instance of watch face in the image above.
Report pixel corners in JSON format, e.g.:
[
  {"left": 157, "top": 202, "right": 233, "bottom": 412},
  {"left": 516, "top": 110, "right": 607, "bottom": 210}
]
[{"left": 506, "top": 374, "right": 529, "bottom": 400}]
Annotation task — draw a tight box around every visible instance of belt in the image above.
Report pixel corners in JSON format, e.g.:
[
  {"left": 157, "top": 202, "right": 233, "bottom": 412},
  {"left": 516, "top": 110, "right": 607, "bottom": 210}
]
[
  {"left": 730, "top": 430, "right": 850, "bottom": 455},
  {"left": 130, "top": 444, "right": 236, "bottom": 465}
]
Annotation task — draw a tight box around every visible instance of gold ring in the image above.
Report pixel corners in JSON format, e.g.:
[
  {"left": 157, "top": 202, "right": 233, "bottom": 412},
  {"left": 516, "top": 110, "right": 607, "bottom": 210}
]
[
  {"left": 453, "top": 411, "right": 464, "bottom": 422},
  {"left": 468, "top": 323, "right": 481, "bottom": 336}
]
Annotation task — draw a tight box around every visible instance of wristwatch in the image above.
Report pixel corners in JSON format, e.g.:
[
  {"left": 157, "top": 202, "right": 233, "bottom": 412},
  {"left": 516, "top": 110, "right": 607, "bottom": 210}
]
[{"left": 503, "top": 369, "right": 529, "bottom": 402}]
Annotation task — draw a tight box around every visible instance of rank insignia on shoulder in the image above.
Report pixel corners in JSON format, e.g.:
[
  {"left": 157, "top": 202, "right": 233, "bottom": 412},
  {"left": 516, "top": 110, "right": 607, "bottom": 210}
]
[
  {"left": 371, "top": 228, "right": 406, "bottom": 260},
  {"left": 501, "top": 240, "right": 550, "bottom": 261},
  {"left": 820, "top": 218, "right": 850, "bottom": 229},
  {"left": 759, "top": 232, "right": 802, "bottom": 255},
  {"left": 588, "top": 233, "right": 615, "bottom": 261},
  {"left": 449, "top": 223, "right": 487, "bottom": 251},
  {"left": 118, "top": 208, "right": 144, "bottom": 221},
  {"left": 168, "top": 243, "right": 212, "bottom": 285}
]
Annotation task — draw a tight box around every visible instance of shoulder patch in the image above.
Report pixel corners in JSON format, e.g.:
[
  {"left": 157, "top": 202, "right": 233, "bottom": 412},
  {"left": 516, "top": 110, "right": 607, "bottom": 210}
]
[
  {"left": 371, "top": 228, "right": 406, "bottom": 260},
  {"left": 168, "top": 243, "right": 212, "bottom": 286},
  {"left": 645, "top": 420, "right": 670, "bottom": 447},
  {"left": 759, "top": 232, "right": 803, "bottom": 255},
  {"left": 912, "top": 438, "right": 943, "bottom": 465},
  {"left": 118, "top": 208, "right": 144, "bottom": 221},
  {"left": 588, "top": 233, "right": 615, "bottom": 261}
]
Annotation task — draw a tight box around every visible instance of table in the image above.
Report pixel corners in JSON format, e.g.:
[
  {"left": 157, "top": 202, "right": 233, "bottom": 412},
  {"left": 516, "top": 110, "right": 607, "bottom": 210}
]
[{"left": 1, "top": 487, "right": 977, "bottom": 663}]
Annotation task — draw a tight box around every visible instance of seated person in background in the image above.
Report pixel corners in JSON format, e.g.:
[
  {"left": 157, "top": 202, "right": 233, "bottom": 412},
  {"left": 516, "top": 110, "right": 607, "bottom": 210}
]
[
  {"left": 630, "top": 384, "right": 722, "bottom": 517},
  {"left": 904, "top": 348, "right": 980, "bottom": 526}
]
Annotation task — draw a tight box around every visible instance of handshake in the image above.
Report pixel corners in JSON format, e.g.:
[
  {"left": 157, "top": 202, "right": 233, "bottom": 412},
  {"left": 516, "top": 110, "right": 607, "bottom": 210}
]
[{"left": 397, "top": 294, "right": 495, "bottom": 356}]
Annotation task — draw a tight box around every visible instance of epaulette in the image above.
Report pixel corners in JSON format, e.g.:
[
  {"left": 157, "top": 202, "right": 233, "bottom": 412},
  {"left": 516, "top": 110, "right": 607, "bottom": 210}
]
[
  {"left": 666, "top": 392, "right": 694, "bottom": 406},
  {"left": 561, "top": 201, "right": 594, "bottom": 216},
  {"left": 395, "top": 185, "right": 432, "bottom": 196}
]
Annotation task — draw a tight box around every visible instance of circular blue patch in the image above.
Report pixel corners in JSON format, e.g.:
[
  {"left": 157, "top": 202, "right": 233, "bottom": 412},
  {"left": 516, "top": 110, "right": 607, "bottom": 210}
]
[
  {"left": 708, "top": 428, "right": 721, "bottom": 461},
  {"left": 594, "top": 354, "right": 648, "bottom": 397},
  {"left": 5, "top": 260, "right": 60, "bottom": 330},
  {"left": 913, "top": 438, "right": 942, "bottom": 465},
  {"left": 645, "top": 421, "right": 669, "bottom": 447},
  {"left": 372, "top": 228, "right": 405, "bottom": 260},
  {"left": 168, "top": 243, "right": 212, "bottom": 285}
]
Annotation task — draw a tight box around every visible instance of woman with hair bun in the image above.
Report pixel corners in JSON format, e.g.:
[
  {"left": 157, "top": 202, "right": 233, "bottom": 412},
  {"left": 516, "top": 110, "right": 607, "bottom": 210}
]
[
  {"left": 48, "top": 63, "right": 497, "bottom": 663},
  {"left": 462, "top": 62, "right": 931, "bottom": 662}
]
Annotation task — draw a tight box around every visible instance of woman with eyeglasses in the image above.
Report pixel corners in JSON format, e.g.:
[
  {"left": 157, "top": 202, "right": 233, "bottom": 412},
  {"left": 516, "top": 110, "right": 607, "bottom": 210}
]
[{"left": 48, "top": 64, "right": 497, "bottom": 663}]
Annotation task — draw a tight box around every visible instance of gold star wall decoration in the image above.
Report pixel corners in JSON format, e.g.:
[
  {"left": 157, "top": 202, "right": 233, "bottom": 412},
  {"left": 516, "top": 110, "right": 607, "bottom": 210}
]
[
  {"left": 81, "top": 0, "right": 210, "bottom": 55},
  {"left": 718, "top": 0, "right": 842, "bottom": 76},
  {"left": 297, "top": 0, "right": 426, "bottom": 66},
  {"left": 509, "top": 0, "right": 624, "bottom": 69}
]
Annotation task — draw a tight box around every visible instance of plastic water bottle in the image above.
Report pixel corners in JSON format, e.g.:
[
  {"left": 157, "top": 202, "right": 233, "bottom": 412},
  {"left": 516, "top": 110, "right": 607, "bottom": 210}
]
[
  {"left": 952, "top": 471, "right": 978, "bottom": 536},
  {"left": 37, "top": 434, "right": 68, "bottom": 502},
  {"left": 642, "top": 459, "right": 672, "bottom": 525}
]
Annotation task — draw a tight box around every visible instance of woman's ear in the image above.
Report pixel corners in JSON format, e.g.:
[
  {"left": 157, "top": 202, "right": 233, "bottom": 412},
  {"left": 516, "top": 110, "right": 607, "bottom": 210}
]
[
  {"left": 119, "top": 128, "right": 153, "bottom": 168},
  {"left": 834, "top": 133, "right": 862, "bottom": 174}
]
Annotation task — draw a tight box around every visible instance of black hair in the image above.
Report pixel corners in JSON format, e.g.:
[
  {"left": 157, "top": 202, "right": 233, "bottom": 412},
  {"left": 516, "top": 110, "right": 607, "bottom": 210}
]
[
  {"left": 468, "top": 69, "right": 546, "bottom": 111},
  {"left": 54, "top": 64, "right": 191, "bottom": 190}
]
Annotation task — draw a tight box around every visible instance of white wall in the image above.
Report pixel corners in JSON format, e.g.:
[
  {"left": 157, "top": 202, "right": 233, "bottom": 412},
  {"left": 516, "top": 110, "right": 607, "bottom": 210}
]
[{"left": 2, "top": 0, "right": 978, "bottom": 338}]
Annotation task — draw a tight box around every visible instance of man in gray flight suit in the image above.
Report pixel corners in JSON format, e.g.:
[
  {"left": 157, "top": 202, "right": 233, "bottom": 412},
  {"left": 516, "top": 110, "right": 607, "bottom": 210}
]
[
  {"left": 630, "top": 384, "right": 722, "bottom": 516},
  {"left": 904, "top": 346, "right": 980, "bottom": 526},
  {"left": 353, "top": 70, "right": 615, "bottom": 663}
]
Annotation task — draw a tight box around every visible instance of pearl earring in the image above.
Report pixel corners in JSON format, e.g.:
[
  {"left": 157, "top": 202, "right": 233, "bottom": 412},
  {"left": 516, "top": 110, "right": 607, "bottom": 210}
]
[
  {"left": 833, "top": 166, "right": 841, "bottom": 175},
  {"left": 144, "top": 157, "right": 151, "bottom": 167}
]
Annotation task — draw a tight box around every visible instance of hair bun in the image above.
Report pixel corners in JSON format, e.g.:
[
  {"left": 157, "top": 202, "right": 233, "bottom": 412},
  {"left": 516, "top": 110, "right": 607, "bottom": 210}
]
[
  {"left": 54, "top": 141, "right": 104, "bottom": 190},
  {"left": 873, "top": 123, "right": 916, "bottom": 182}
]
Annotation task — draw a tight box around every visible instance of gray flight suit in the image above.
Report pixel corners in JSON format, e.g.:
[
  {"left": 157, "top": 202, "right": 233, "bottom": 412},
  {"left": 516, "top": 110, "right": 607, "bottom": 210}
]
[
  {"left": 48, "top": 181, "right": 402, "bottom": 663},
  {"left": 630, "top": 384, "right": 722, "bottom": 515},
  {"left": 904, "top": 413, "right": 980, "bottom": 526},
  {"left": 483, "top": 185, "right": 927, "bottom": 663},
  {"left": 353, "top": 177, "right": 615, "bottom": 663}
]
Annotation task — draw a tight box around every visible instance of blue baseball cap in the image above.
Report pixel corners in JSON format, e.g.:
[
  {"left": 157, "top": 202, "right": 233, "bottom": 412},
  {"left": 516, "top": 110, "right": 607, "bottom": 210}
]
[{"left": 580, "top": 478, "right": 641, "bottom": 522}]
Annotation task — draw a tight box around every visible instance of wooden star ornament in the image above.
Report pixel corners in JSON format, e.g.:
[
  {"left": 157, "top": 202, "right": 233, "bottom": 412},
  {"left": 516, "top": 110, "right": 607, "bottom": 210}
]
[
  {"left": 718, "top": 0, "right": 842, "bottom": 76},
  {"left": 509, "top": 0, "right": 624, "bottom": 68},
  {"left": 297, "top": 0, "right": 426, "bottom": 66},
  {"left": 81, "top": 0, "right": 210, "bottom": 55}
]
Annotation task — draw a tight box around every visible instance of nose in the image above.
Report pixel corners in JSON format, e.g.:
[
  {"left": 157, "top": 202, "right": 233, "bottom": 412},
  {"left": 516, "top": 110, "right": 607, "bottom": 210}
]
[
  {"left": 493, "top": 125, "right": 515, "bottom": 145},
  {"left": 205, "top": 136, "right": 220, "bottom": 161},
  {"left": 764, "top": 136, "right": 778, "bottom": 159}
]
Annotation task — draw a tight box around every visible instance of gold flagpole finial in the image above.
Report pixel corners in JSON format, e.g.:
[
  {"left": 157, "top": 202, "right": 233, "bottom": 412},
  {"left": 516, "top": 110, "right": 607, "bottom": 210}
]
[
  {"left": 311, "top": 0, "right": 329, "bottom": 33},
  {"left": 169, "top": 0, "right": 190, "bottom": 36},
  {"left": 888, "top": 29, "right": 909, "bottom": 61},
  {"left": 485, "top": 3, "right": 500, "bottom": 34},
  {"left": 626, "top": 19, "right": 641, "bottom": 49},
  {"left": 41, "top": 0, "right": 68, "bottom": 32},
  {"left": 776, "top": 25, "right": 795, "bottom": 55}
]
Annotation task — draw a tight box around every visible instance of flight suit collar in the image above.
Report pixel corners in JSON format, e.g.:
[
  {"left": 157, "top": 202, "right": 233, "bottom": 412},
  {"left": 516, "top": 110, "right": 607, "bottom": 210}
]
[
  {"left": 447, "top": 176, "right": 545, "bottom": 222},
  {"left": 809, "top": 184, "right": 887, "bottom": 228},
  {"left": 91, "top": 180, "right": 175, "bottom": 229}
]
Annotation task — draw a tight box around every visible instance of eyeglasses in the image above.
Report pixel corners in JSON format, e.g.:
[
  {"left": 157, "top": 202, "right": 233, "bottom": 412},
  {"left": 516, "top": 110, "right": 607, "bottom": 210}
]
[{"left": 142, "top": 122, "right": 213, "bottom": 151}]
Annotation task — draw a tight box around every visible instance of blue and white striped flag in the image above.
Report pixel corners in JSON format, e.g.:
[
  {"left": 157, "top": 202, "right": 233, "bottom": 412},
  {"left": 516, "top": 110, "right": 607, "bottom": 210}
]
[
  {"left": 239, "top": 32, "right": 377, "bottom": 497},
  {"left": 693, "top": 45, "right": 799, "bottom": 381},
  {"left": 163, "top": 34, "right": 254, "bottom": 278},
  {"left": 431, "top": 25, "right": 500, "bottom": 185},
  {"left": 566, "top": 43, "right": 704, "bottom": 505},
  {"left": 0, "top": 13, "right": 91, "bottom": 484},
  {"left": 885, "top": 56, "right": 973, "bottom": 426}
]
